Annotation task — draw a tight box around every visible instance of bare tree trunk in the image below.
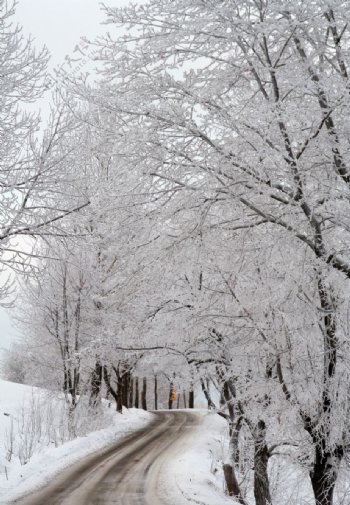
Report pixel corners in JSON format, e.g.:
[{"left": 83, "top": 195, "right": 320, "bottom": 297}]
[
  {"left": 111, "top": 366, "right": 123, "bottom": 413},
  {"left": 231, "top": 417, "right": 242, "bottom": 466},
  {"left": 117, "top": 373, "right": 123, "bottom": 413},
  {"left": 200, "top": 378, "right": 216, "bottom": 409},
  {"left": 223, "top": 464, "right": 246, "bottom": 505},
  {"left": 89, "top": 361, "right": 102, "bottom": 407},
  {"left": 223, "top": 380, "right": 235, "bottom": 436},
  {"left": 154, "top": 375, "right": 158, "bottom": 410},
  {"left": 122, "top": 372, "right": 129, "bottom": 408},
  {"left": 73, "top": 280, "right": 82, "bottom": 397},
  {"left": 308, "top": 280, "right": 342, "bottom": 505},
  {"left": 134, "top": 377, "right": 139, "bottom": 408},
  {"left": 183, "top": 391, "right": 187, "bottom": 408},
  {"left": 310, "top": 446, "right": 341, "bottom": 505},
  {"left": 103, "top": 366, "right": 119, "bottom": 410},
  {"left": 129, "top": 377, "right": 134, "bottom": 408},
  {"left": 141, "top": 377, "right": 147, "bottom": 410},
  {"left": 188, "top": 386, "right": 194, "bottom": 408},
  {"left": 253, "top": 420, "right": 271, "bottom": 505},
  {"left": 219, "top": 374, "right": 246, "bottom": 503}
]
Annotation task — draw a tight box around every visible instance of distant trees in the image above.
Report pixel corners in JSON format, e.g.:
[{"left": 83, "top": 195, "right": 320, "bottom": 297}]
[{"left": 1, "top": 343, "right": 27, "bottom": 384}]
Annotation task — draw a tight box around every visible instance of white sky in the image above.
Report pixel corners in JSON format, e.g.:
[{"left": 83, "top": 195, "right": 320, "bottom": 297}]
[
  {"left": 15, "top": 0, "right": 126, "bottom": 67},
  {"left": 0, "top": 0, "right": 132, "bottom": 360}
]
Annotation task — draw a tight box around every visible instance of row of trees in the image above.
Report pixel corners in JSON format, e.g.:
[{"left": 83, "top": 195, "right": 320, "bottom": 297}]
[{"left": 3, "top": 1, "right": 350, "bottom": 504}]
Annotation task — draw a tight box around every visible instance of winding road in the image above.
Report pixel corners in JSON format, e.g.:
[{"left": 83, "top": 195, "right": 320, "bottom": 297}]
[{"left": 13, "top": 411, "right": 200, "bottom": 505}]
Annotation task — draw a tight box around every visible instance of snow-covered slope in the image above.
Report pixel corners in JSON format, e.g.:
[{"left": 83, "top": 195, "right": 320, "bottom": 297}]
[
  {"left": 0, "top": 380, "right": 235, "bottom": 505},
  {"left": 0, "top": 379, "right": 42, "bottom": 472},
  {"left": 0, "top": 379, "right": 153, "bottom": 503}
]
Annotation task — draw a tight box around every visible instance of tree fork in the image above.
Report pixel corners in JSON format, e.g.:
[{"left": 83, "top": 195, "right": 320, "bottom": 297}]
[{"left": 103, "top": 366, "right": 119, "bottom": 410}]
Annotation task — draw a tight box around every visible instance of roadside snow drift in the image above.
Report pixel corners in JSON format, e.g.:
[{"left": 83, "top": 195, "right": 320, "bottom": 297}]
[{"left": 157, "top": 411, "right": 239, "bottom": 505}]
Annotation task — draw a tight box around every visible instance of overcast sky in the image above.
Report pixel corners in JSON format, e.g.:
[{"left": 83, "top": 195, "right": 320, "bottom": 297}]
[
  {"left": 0, "top": 0, "right": 133, "bottom": 360},
  {"left": 16, "top": 0, "right": 121, "bottom": 67}
]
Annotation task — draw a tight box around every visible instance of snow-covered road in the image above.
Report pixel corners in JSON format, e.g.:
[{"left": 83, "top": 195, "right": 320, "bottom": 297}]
[{"left": 11, "top": 411, "right": 201, "bottom": 505}]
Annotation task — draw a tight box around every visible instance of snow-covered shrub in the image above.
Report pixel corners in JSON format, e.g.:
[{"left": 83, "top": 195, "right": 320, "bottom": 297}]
[{"left": 4, "top": 389, "right": 115, "bottom": 466}]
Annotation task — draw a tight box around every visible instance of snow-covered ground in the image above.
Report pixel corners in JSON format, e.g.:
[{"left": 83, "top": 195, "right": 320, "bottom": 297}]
[
  {"left": 3, "top": 379, "right": 349, "bottom": 505},
  {"left": 0, "top": 380, "right": 235, "bottom": 505},
  {"left": 0, "top": 379, "right": 153, "bottom": 503},
  {"left": 158, "top": 410, "right": 240, "bottom": 505},
  {"left": 161, "top": 410, "right": 350, "bottom": 505}
]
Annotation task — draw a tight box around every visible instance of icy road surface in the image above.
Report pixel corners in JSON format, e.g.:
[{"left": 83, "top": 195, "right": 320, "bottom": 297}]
[{"left": 12, "top": 411, "right": 200, "bottom": 505}]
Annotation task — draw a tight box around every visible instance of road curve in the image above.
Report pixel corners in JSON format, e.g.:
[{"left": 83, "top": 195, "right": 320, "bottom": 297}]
[{"left": 12, "top": 411, "right": 200, "bottom": 505}]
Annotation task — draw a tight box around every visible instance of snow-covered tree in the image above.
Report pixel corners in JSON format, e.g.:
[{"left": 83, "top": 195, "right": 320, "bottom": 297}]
[
  {"left": 0, "top": 2, "right": 89, "bottom": 302},
  {"left": 66, "top": 2, "right": 350, "bottom": 504},
  {"left": 11, "top": 1, "right": 350, "bottom": 503}
]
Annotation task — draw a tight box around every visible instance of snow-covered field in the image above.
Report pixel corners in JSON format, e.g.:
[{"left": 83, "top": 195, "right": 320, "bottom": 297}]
[{"left": 0, "top": 379, "right": 153, "bottom": 503}]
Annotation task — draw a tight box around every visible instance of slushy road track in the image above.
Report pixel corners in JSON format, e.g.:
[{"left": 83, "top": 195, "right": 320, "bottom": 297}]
[{"left": 12, "top": 411, "right": 200, "bottom": 505}]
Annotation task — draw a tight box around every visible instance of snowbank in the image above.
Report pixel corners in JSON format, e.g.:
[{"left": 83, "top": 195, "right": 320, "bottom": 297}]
[{"left": 158, "top": 410, "right": 240, "bottom": 505}]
